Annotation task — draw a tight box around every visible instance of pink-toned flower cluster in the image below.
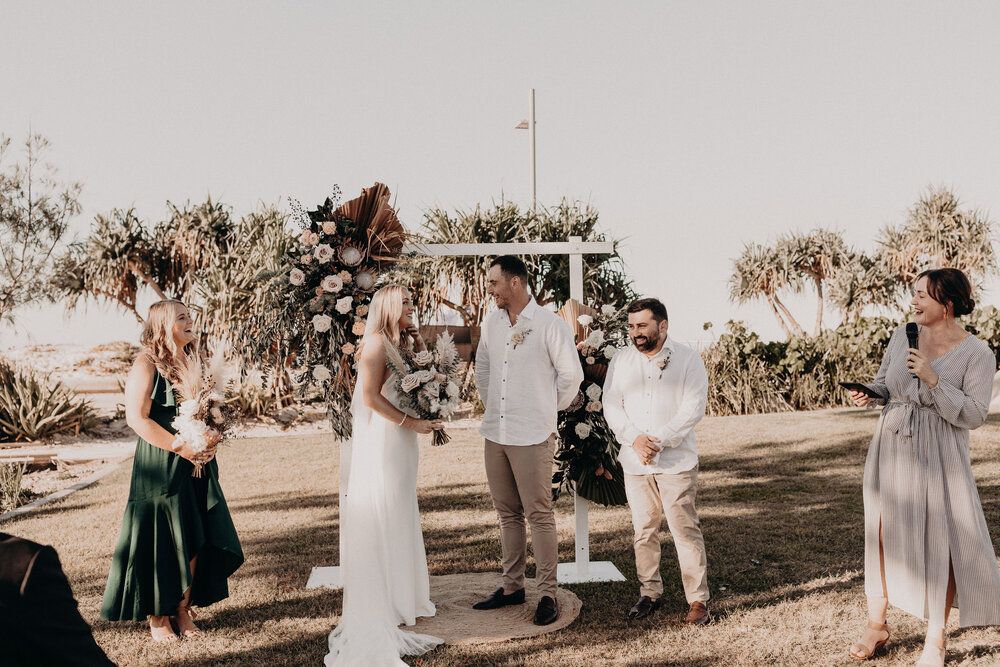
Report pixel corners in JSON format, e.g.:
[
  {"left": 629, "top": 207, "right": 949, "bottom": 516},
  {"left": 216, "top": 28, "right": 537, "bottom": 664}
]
[{"left": 387, "top": 332, "right": 464, "bottom": 446}]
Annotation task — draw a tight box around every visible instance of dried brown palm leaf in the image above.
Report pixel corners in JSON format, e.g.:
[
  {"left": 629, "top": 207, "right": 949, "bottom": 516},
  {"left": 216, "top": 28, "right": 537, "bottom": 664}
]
[{"left": 336, "top": 183, "right": 408, "bottom": 264}]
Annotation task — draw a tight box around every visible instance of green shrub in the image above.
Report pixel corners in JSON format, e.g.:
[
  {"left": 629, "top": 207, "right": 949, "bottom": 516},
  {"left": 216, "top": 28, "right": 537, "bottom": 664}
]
[
  {"left": 703, "top": 317, "right": 895, "bottom": 416},
  {"left": 702, "top": 321, "right": 790, "bottom": 416},
  {"left": 0, "top": 359, "right": 100, "bottom": 441}
]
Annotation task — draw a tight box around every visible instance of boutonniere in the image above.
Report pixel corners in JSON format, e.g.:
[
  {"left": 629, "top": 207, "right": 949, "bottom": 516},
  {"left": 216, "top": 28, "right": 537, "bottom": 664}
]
[
  {"left": 510, "top": 326, "right": 533, "bottom": 349},
  {"left": 656, "top": 349, "right": 673, "bottom": 379}
]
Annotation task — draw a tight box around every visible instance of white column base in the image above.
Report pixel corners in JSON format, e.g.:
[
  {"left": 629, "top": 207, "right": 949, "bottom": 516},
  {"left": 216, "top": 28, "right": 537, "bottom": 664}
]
[
  {"left": 306, "top": 566, "right": 343, "bottom": 590},
  {"left": 557, "top": 560, "right": 627, "bottom": 584}
]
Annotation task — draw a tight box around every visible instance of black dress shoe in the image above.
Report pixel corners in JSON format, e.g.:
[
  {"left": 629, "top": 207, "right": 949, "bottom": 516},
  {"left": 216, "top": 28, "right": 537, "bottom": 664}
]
[
  {"left": 533, "top": 595, "right": 559, "bottom": 625},
  {"left": 472, "top": 587, "right": 525, "bottom": 610},
  {"left": 626, "top": 595, "right": 662, "bottom": 620}
]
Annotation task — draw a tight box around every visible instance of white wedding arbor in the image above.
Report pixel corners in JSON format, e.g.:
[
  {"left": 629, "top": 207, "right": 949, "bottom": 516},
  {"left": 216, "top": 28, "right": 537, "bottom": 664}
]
[{"left": 306, "top": 236, "right": 627, "bottom": 590}]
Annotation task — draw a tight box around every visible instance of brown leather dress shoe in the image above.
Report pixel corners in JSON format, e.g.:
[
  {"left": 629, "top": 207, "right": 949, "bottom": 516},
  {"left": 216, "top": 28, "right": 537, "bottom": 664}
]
[{"left": 684, "top": 601, "right": 711, "bottom": 625}]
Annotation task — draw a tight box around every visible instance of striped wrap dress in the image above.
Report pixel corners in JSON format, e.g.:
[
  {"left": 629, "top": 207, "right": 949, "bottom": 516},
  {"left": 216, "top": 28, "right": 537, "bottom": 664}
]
[{"left": 863, "top": 324, "right": 1000, "bottom": 627}]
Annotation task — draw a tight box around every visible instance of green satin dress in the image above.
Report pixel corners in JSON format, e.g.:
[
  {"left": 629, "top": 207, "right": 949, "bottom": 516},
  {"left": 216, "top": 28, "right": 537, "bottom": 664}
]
[{"left": 101, "top": 371, "right": 244, "bottom": 621}]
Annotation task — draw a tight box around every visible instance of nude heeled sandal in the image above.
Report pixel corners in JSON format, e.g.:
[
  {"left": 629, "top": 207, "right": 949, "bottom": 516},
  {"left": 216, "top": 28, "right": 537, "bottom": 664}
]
[{"left": 849, "top": 621, "right": 890, "bottom": 661}]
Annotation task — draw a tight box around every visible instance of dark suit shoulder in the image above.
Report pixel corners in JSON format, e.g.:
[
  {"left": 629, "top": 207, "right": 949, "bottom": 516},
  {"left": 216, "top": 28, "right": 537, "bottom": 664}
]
[{"left": 0, "top": 533, "right": 44, "bottom": 602}]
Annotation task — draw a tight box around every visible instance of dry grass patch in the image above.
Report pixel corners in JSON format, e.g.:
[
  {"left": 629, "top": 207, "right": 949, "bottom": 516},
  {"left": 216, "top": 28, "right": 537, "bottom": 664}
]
[{"left": 6, "top": 409, "right": 1000, "bottom": 665}]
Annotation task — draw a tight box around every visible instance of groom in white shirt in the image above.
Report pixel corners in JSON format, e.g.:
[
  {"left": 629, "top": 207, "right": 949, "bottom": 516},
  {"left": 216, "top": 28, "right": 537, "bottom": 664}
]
[
  {"left": 603, "top": 297, "right": 711, "bottom": 624},
  {"left": 472, "top": 255, "right": 583, "bottom": 626}
]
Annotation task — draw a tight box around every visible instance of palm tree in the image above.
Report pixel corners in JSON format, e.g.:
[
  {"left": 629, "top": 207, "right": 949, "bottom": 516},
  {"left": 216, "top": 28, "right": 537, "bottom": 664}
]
[
  {"left": 728, "top": 242, "right": 805, "bottom": 338},
  {"left": 399, "top": 199, "right": 637, "bottom": 328},
  {"left": 51, "top": 208, "right": 171, "bottom": 321},
  {"left": 776, "top": 229, "right": 851, "bottom": 335},
  {"left": 876, "top": 186, "right": 997, "bottom": 296},
  {"left": 827, "top": 251, "right": 901, "bottom": 323}
]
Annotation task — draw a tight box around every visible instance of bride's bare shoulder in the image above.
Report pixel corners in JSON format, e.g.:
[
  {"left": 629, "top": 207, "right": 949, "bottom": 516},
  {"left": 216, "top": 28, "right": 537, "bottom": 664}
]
[{"left": 360, "top": 333, "right": 387, "bottom": 361}]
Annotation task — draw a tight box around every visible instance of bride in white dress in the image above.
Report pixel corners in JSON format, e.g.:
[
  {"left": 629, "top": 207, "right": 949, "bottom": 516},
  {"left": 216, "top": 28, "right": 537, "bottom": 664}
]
[{"left": 325, "top": 284, "right": 444, "bottom": 666}]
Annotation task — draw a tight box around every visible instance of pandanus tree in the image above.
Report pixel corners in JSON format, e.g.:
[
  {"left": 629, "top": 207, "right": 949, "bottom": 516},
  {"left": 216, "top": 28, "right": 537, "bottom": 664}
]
[
  {"left": 398, "top": 199, "right": 637, "bottom": 329},
  {"left": 875, "top": 186, "right": 997, "bottom": 301},
  {"left": 728, "top": 242, "right": 806, "bottom": 338},
  {"left": 826, "top": 251, "right": 901, "bottom": 323},
  {"left": 775, "top": 229, "right": 851, "bottom": 335}
]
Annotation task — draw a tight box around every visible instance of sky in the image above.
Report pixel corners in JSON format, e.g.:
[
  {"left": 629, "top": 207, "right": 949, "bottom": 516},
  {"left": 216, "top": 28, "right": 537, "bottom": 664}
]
[{"left": 2, "top": 0, "right": 999, "bottom": 348}]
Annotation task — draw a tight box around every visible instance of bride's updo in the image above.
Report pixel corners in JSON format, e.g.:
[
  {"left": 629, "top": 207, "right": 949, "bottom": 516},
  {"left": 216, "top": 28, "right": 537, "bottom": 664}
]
[{"left": 363, "top": 284, "right": 411, "bottom": 352}]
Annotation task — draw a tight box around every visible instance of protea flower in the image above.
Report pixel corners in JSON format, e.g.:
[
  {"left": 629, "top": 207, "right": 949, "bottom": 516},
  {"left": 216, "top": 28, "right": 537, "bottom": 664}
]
[
  {"left": 354, "top": 269, "right": 377, "bottom": 291},
  {"left": 338, "top": 244, "right": 364, "bottom": 267}
]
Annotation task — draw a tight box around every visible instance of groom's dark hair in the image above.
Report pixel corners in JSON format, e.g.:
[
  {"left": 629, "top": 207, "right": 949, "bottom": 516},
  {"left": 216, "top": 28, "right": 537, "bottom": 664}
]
[
  {"left": 627, "top": 297, "right": 668, "bottom": 322},
  {"left": 490, "top": 255, "right": 529, "bottom": 282}
]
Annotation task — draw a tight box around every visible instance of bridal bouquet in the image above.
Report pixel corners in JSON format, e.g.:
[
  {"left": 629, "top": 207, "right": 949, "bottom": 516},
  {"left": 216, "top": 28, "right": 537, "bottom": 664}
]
[
  {"left": 171, "top": 342, "right": 237, "bottom": 477},
  {"left": 386, "top": 332, "right": 463, "bottom": 446}
]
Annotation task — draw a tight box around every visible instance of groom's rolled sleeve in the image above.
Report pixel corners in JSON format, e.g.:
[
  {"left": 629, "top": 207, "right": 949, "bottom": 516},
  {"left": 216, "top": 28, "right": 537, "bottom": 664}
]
[
  {"left": 474, "top": 320, "right": 491, "bottom": 406},
  {"left": 602, "top": 354, "right": 644, "bottom": 447},
  {"left": 548, "top": 320, "right": 584, "bottom": 411},
  {"left": 651, "top": 355, "right": 708, "bottom": 448}
]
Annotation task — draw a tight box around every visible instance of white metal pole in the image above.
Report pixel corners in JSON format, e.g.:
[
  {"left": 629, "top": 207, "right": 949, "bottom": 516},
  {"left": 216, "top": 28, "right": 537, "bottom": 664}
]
[
  {"left": 568, "top": 235, "right": 590, "bottom": 575},
  {"left": 529, "top": 88, "right": 537, "bottom": 213}
]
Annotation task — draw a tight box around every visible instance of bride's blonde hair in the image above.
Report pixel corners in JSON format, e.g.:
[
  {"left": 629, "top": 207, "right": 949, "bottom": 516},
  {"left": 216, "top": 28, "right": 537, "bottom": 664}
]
[
  {"left": 140, "top": 299, "right": 195, "bottom": 382},
  {"left": 365, "top": 284, "right": 411, "bottom": 351}
]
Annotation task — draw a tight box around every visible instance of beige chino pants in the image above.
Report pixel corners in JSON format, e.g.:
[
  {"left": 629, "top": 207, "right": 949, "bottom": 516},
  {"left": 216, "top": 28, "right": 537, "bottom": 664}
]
[
  {"left": 484, "top": 435, "right": 558, "bottom": 598},
  {"left": 624, "top": 467, "right": 710, "bottom": 603}
]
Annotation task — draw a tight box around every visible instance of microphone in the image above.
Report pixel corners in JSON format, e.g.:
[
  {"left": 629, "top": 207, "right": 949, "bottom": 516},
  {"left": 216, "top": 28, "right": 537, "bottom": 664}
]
[{"left": 906, "top": 322, "right": 919, "bottom": 378}]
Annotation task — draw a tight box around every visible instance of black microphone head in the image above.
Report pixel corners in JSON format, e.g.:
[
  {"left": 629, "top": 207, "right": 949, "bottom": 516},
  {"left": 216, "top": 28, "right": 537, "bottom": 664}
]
[{"left": 906, "top": 322, "right": 919, "bottom": 348}]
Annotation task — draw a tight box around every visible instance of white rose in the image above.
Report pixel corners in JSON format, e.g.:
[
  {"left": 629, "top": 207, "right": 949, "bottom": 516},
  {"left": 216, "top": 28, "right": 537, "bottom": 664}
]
[
  {"left": 321, "top": 275, "right": 343, "bottom": 293},
  {"left": 445, "top": 381, "right": 460, "bottom": 398},
  {"left": 312, "top": 365, "right": 332, "bottom": 381},
  {"left": 586, "top": 356, "right": 596, "bottom": 365},
  {"left": 575, "top": 422, "right": 591, "bottom": 439},
  {"left": 312, "top": 314, "right": 333, "bottom": 333},
  {"left": 415, "top": 370, "right": 434, "bottom": 384},
  {"left": 335, "top": 296, "right": 353, "bottom": 314},
  {"left": 414, "top": 350, "right": 434, "bottom": 367},
  {"left": 603, "top": 347, "right": 617, "bottom": 360},
  {"left": 289, "top": 268, "right": 305, "bottom": 286},
  {"left": 585, "top": 330, "right": 605, "bottom": 347},
  {"left": 400, "top": 374, "right": 421, "bottom": 393},
  {"left": 314, "top": 243, "right": 335, "bottom": 263},
  {"left": 585, "top": 384, "right": 602, "bottom": 400},
  {"left": 577, "top": 314, "right": 594, "bottom": 326},
  {"left": 601, "top": 304, "right": 616, "bottom": 316},
  {"left": 586, "top": 401, "right": 603, "bottom": 412}
]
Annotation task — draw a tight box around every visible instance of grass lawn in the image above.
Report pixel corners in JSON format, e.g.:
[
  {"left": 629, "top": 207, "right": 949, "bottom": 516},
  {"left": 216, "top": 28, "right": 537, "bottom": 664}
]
[{"left": 7, "top": 409, "right": 1000, "bottom": 666}]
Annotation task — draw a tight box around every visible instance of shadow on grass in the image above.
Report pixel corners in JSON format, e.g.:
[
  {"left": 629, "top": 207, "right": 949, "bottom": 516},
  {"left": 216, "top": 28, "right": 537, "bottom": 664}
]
[
  {"left": 229, "top": 492, "right": 338, "bottom": 513},
  {"left": 169, "top": 632, "right": 331, "bottom": 667}
]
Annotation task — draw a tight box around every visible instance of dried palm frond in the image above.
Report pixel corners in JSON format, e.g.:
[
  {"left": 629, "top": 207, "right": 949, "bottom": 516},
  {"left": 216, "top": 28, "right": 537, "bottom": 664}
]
[{"left": 336, "top": 183, "right": 407, "bottom": 264}]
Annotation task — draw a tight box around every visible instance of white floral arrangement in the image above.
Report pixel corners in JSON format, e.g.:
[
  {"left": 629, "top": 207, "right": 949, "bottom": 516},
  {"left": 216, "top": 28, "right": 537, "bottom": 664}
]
[
  {"left": 170, "top": 342, "right": 237, "bottom": 477},
  {"left": 554, "top": 301, "right": 630, "bottom": 507},
  {"left": 281, "top": 183, "right": 407, "bottom": 440},
  {"left": 386, "top": 331, "right": 464, "bottom": 446}
]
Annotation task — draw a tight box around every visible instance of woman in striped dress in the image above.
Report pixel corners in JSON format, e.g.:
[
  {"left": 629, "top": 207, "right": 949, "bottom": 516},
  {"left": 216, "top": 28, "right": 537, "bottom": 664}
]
[{"left": 848, "top": 268, "right": 1000, "bottom": 666}]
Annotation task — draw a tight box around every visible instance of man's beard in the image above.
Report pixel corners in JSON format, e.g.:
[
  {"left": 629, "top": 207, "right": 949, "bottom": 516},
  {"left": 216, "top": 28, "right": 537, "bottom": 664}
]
[{"left": 630, "top": 334, "right": 659, "bottom": 352}]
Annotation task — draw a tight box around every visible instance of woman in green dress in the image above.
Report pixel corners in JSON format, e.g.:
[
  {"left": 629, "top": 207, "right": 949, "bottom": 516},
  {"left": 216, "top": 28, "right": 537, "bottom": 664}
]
[{"left": 101, "top": 299, "right": 244, "bottom": 642}]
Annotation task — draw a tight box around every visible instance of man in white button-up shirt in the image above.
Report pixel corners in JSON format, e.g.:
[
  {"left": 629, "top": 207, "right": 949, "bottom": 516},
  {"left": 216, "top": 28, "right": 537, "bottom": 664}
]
[
  {"left": 603, "top": 297, "right": 711, "bottom": 625},
  {"left": 472, "top": 256, "right": 583, "bottom": 626}
]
